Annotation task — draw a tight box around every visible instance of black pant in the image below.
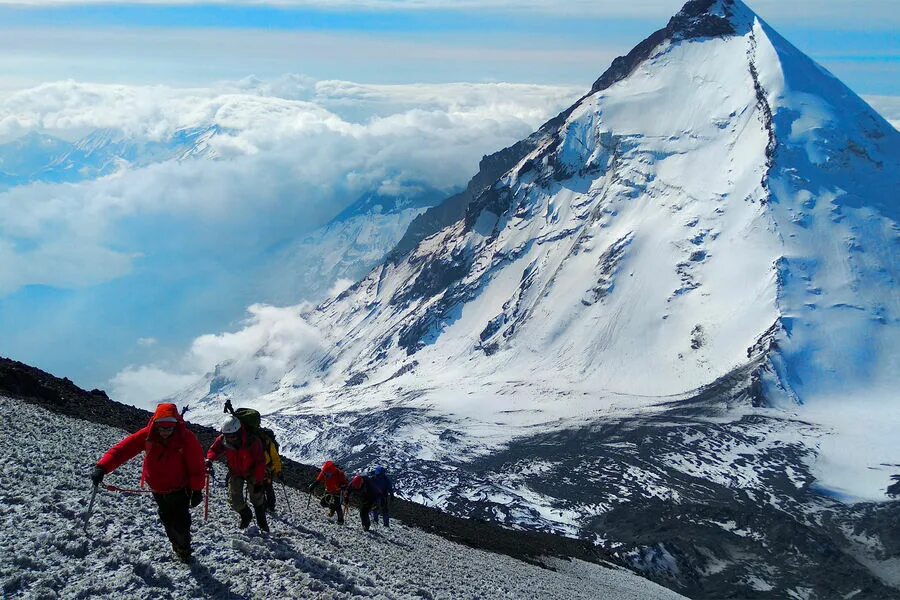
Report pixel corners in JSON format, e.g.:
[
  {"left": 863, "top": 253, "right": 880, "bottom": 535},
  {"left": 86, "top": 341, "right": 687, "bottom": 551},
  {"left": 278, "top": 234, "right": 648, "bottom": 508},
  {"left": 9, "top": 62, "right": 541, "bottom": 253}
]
[
  {"left": 265, "top": 481, "right": 276, "bottom": 511},
  {"left": 358, "top": 500, "right": 373, "bottom": 530},
  {"left": 153, "top": 491, "right": 191, "bottom": 551},
  {"left": 319, "top": 493, "right": 343, "bottom": 523}
]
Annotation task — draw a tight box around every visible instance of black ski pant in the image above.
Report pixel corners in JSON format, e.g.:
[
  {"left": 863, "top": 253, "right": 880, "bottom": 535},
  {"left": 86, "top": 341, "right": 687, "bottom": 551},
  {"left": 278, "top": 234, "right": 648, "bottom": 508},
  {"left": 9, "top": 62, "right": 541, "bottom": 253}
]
[
  {"left": 265, "top": 480, "right": 276, "bottom": 511},
  {"left": 358, "top": 499, "right": 374, "bottom": 531},
  {"left": 319, "top": 493, "right": 343, "bottom": 523},
  {"left": 153, "top": 490, "right": 192, "bottom": 551}
]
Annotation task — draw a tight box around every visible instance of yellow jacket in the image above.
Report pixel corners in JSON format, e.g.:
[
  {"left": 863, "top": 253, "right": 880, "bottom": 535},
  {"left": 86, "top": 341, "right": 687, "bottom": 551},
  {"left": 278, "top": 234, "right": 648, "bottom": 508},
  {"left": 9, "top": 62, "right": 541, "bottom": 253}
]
[{"left": 265, "top": 439, "right": 282, "bottom": 479}]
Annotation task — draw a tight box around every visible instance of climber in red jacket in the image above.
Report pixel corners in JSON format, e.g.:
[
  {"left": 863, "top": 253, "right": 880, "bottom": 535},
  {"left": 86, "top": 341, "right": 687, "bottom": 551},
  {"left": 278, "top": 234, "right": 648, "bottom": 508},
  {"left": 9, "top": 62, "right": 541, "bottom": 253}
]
[
  {"left": 91, "top": 403, "right": 205, "bottom": 563},
  {"left": 307, "top": 460, "right": 349, "bottom": 524},
  {"left": 206, "top": 415, "right": 269, "bottom": 532}
]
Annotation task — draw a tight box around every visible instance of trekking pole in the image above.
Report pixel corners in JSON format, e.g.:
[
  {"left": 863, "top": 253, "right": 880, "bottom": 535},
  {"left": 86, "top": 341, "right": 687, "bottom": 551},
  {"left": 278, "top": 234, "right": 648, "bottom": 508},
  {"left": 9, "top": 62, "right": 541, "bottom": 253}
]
[
  {"left": 204, "top": 472, "right": 210, "bottom": 523},
  {"left": 83, "top": 484, "right": 99, "bottom": 533},
  {"left": 306, "top": 490, "right": 312, "bottom": 510},
  {"left": 280, "top": 481, "right": 292, "bottom": 512}
]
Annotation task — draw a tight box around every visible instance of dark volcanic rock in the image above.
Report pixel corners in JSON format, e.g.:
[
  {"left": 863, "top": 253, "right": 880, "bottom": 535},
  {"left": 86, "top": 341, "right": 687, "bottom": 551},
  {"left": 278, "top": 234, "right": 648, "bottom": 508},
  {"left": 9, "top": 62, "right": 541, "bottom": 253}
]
[{"left": 388, "top": 137, "right": 541, "bottom": 263}]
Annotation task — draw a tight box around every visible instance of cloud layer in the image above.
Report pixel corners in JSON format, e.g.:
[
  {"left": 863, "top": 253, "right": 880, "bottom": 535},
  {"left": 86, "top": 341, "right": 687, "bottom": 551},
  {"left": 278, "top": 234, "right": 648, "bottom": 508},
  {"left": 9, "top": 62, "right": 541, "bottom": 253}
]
[
  {"left": 110, "top": 303, "right": 322, "bottom": 409},
  {"left": 865, "top": 96, "right": 900, "bottom": 130},
  {"left": 0, "top": 76, "right": 579, "bottom": 393},
  {"left": 0, "top": 77, "right": 579, "bottom": 295}
]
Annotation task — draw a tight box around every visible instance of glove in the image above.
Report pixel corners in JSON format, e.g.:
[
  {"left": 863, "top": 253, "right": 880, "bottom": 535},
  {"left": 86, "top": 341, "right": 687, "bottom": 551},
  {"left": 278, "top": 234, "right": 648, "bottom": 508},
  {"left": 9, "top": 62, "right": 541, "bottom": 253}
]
[
  {"left": 189, "top": 490, "right": 203, "bottom": 508},
  {"left": 90, "top": 466, "right": 105, "bottom": 487},
  {"left": 205, "top": 460, "right": 214, "bottom": 474}
]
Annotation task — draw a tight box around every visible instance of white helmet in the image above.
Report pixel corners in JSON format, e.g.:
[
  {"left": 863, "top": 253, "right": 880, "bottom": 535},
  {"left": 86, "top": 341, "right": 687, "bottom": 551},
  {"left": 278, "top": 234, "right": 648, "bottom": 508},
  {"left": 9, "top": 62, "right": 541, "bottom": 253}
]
[{"left": 221, "top": 415, "right": 241, "bottom": 435}]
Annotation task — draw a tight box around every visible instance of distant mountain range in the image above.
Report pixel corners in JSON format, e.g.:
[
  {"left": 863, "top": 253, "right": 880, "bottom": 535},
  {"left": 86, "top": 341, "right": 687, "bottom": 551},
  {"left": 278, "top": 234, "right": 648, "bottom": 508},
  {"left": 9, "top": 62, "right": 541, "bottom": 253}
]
[{"left": 0, "top": 126, "right": 221, "bottom": 189}]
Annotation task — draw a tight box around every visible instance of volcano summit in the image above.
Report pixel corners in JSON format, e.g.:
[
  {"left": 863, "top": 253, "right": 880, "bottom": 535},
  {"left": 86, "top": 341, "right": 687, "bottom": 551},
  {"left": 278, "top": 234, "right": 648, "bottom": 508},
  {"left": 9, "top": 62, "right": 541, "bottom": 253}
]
[{"left": 177, "top": 1, "right": 900, "bottom": 597}]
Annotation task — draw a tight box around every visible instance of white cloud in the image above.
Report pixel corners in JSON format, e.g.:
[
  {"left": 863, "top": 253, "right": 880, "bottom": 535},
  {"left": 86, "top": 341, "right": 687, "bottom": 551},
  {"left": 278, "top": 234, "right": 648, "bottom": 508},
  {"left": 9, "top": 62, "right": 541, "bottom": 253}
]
[
  {"left": 109, "top": 365, "right": 200, "bottom": 410},
  {"left": 865, "top": 95, "right": 900, "bottom": 131},
  {"left": 110, "top": 303, "right": 323, "bottom": 406},
  {"left": 137, "top": 337, "right": 158, "bottom": 346},
  {"left": 0, "top": 75, "right": 578, "bottom": 395},
  {"left": 0, "top": 77, "right": 578, "bottom": 296},
  {"left": 188, "top": 303, "right": 322, "bottom": 377},
  {"left": 327, "top": 278, "right": 355, "bottom": 297}
]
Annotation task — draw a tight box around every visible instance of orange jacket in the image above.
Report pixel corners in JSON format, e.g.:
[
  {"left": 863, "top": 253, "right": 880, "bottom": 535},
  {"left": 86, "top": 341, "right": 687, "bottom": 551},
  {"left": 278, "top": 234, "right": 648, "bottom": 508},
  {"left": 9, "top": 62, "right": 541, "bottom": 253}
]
[{"left": 96, "top": 404, "right": 205, "bottom": 494}]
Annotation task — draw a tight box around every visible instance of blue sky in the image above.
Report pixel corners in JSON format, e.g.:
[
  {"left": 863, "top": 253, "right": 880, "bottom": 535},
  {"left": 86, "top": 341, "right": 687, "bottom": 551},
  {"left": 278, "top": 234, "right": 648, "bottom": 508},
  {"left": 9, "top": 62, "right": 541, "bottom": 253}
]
[
  {"left": 0, "top": 0, "right": 897, "bottom": 400},
  {"left": 0, "top": 1, "right": 896, "bottom": 94}
]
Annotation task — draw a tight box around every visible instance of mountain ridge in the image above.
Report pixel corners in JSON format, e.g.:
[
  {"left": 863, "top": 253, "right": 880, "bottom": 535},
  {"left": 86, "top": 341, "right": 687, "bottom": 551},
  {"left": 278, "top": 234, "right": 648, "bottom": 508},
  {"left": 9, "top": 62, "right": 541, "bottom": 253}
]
[{"left": 170, "top": 0, "right": 899, "bottom": 597}]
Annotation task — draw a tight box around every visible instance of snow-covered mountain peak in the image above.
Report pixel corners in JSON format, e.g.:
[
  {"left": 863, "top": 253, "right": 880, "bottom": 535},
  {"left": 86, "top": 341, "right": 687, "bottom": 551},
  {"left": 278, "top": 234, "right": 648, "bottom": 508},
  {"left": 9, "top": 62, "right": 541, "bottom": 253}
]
[
  {"left": 184, "top": 0, "right": 898, "bottom": 444},
  {"left": 297, "top": 0, "right": 897, "bottom": 407},
  {"left": 588, "top": 0, "right": 747, "bottom": 94},
  {"left": 176, "top": 5, "right": 900, "bottom": 594}
]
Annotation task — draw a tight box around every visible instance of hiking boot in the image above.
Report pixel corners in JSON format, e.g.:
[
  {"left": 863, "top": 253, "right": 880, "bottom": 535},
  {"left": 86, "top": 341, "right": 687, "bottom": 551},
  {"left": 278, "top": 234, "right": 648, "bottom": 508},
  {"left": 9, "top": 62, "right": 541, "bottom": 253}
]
[
  {"left": 172, "top": 544, "right": 192, "bottom": 564},
  {"left": 238, "top": 507, "right": 253, "bottom": 529},
  {"left": 254, "top": 508, "right": 270, "bottom": 532}
]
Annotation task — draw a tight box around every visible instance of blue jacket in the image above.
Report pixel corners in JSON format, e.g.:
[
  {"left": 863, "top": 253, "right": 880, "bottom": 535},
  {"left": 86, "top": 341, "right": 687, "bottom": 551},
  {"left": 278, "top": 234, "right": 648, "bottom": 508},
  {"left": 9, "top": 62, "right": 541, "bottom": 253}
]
[{"left": 369, "top": 472, "right": 394, "bottom": 499}]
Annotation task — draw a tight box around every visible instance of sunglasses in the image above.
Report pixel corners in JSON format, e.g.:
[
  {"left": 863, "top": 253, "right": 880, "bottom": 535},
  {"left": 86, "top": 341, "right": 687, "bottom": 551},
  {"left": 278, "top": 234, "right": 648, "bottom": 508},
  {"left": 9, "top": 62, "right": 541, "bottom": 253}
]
[{"left": 155, "top": 422, "right": 177, "bottom": 429}]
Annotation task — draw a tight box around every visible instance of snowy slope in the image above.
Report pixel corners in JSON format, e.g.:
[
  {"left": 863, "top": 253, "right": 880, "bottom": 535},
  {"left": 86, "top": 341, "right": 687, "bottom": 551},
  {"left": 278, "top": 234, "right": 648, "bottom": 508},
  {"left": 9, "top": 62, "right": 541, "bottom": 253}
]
[
  {"left": 261, "top": 185, "right": 447, "bottom": 305},
  {"left": 0, "top": 395, "right": 684, "bottom": 600},
  {"left": 172, "top": 1, "right": 900, "bottom": 597}
]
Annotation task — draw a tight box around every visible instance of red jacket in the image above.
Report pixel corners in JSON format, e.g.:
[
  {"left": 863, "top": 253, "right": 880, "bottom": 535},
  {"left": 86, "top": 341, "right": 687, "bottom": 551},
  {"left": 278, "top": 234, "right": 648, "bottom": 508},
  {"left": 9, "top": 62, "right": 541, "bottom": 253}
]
[
  {"left": 96, "top": 404, "right": 205, "bottom": 494},
  {"left": 316, "top": 461, "right": 348, "bottom": 494},
  {"left": 207, "top": 428, "right": 266, "bottom": 484}
]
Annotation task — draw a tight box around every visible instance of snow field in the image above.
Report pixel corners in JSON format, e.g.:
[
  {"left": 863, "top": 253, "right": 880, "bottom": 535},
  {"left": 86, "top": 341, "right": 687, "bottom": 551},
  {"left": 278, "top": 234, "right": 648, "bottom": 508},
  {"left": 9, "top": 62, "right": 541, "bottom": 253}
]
[{"left": 0, "top": 396, "right": 685, "bottom": 600}]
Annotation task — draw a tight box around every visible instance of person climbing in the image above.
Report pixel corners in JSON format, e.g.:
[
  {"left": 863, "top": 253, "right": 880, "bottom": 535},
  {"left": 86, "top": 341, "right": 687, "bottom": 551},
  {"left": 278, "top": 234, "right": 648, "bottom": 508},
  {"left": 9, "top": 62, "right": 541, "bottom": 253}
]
[
  {"left": 369, "top": 465, "right": 394, "bottom": 527},
  {"left": 206, "top": 415, "right": 269, "bottom": 532},
  {"left": 90, "top": 403, "right": 205, "bottom": 563},
  {"left": 307, "top": 460, "right": 348, "bottom": 524},
  {"left": 221, "top": 402, "right": 283, "bottom": 514},
  {"left": 344, "top": 474, "right": 381, "bottom": 531}
]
